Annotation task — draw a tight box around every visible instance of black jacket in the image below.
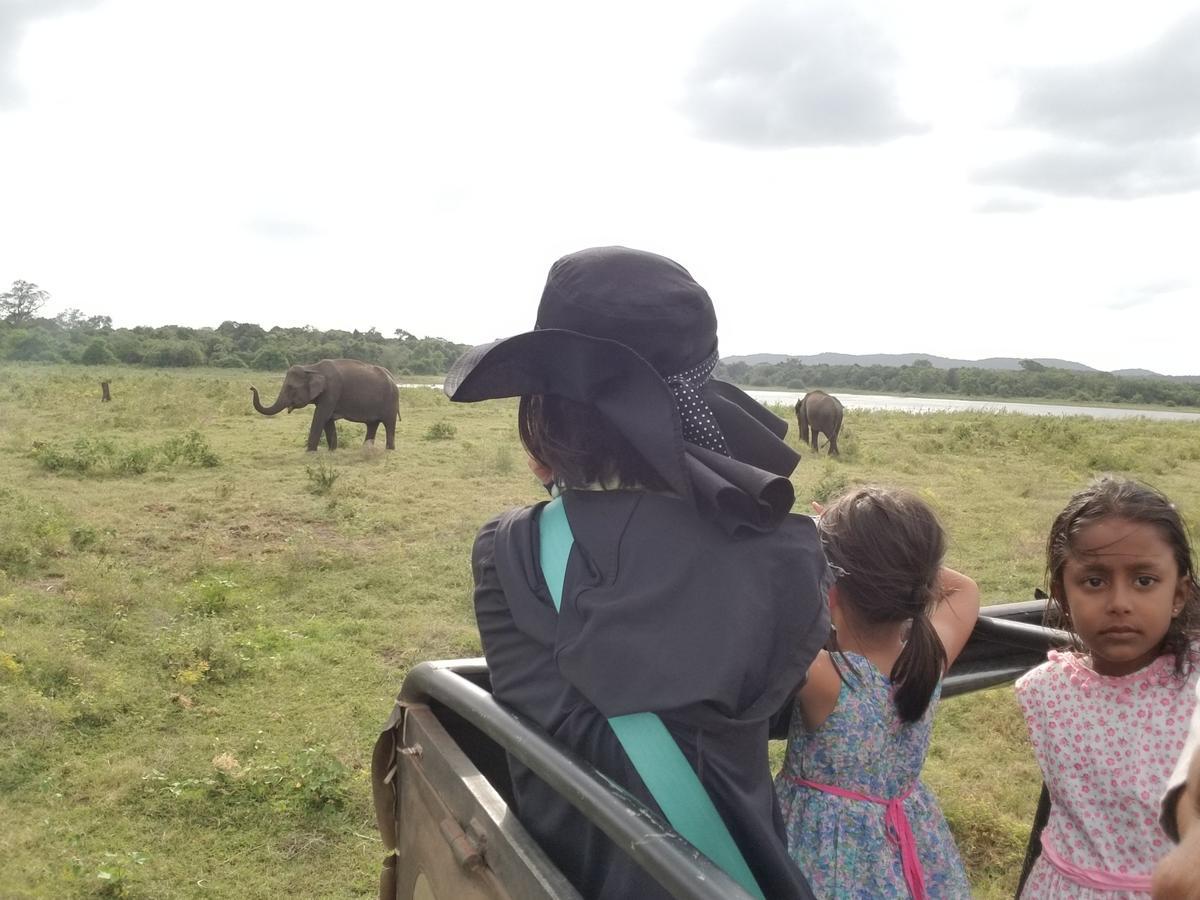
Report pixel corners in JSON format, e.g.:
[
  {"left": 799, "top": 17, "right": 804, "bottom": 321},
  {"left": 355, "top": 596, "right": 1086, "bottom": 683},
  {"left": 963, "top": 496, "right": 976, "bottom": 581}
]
[{"left": 471, "top": 489, "right": 830, "bottom": 899}]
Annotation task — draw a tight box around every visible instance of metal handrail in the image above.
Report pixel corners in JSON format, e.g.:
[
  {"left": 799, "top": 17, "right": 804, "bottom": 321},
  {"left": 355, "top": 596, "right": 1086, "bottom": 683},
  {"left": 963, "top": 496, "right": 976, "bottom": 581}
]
[{"left": 400, "top": 660, "right": 757, "bottom": 900}]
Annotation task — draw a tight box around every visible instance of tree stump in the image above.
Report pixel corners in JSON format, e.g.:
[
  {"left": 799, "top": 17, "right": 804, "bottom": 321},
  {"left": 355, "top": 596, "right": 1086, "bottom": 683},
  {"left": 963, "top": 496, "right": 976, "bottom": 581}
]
[{"left": 100, "top": 381, "right": 111, "bottom": 402}]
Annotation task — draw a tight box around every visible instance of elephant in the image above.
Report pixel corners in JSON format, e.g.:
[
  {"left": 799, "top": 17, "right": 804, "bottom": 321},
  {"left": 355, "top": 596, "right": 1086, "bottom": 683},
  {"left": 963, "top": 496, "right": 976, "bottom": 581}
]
[
  {"left": 251, "top": 358, "right": 400, "bottom": 451},
  {"left": 796, "top": 390, "right": 844, "bottom": 456}
]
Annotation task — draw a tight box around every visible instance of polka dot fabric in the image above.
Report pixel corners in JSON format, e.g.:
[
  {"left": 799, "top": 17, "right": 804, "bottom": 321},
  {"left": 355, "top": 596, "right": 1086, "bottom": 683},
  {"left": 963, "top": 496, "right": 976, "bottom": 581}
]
[
  {"left": 665, "top": 348, "right": 730, "bottom": 455},
  {"left": 1015, "top": 648, "right": 1200, "bottom": 898}
]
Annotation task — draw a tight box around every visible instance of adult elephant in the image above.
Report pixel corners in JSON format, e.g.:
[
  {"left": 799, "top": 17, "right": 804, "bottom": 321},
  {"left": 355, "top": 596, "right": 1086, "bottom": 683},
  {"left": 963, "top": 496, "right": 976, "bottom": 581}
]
[
  {"left": 251, "top": 359, "right": 400, "bottom": 451},
  {"left": 796, "top": 389, "right": 844, "bottom": 456}
]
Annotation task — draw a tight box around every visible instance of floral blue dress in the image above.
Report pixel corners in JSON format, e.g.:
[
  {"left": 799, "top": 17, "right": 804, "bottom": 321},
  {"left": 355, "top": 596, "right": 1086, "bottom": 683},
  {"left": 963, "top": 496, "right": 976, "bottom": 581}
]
[{"left": 774, "top": 652, "right": 971, "bottom": 898}]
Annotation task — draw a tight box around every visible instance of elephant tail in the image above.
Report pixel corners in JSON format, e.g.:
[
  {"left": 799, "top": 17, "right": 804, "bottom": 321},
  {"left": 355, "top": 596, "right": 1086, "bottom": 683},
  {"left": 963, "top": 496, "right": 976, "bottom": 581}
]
[{"left": 797, "top": 399, "right": 810, "bottom": 446}]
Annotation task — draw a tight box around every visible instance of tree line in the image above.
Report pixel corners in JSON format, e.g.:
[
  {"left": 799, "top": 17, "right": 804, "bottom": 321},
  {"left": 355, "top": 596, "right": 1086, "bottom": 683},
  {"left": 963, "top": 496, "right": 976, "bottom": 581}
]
[
  {"left": 716, "top": 358, "right": 1200, "bottom": 409},
  {"left": 0, "top": 282, "right": 468, "bottom": 375},
  {"left": 4, "top": 281, "right": 1198, "bottom": 406}
]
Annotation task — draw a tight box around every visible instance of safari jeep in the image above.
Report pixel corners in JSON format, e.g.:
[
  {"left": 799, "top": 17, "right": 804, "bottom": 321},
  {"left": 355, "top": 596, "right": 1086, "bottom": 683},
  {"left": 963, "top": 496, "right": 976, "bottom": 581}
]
[{"left": 372, "top": 600, "right": 1057, "bottom": 900}]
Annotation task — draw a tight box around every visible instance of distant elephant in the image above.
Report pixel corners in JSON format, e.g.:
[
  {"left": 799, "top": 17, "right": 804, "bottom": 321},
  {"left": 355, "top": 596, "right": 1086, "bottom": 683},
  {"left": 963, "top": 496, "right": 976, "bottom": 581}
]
[
  {"left": 251, "top": 358, "right": 400, "bottom": 451},
  {"left": 796, "top": 390, "right": 844, "bottom": 456}
]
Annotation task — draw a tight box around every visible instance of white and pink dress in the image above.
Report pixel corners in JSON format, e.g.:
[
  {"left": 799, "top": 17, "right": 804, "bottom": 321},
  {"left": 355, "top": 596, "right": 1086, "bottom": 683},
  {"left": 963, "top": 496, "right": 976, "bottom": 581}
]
[{"left": 1015, "top": 648, "right": 1200, "bottom": 898}]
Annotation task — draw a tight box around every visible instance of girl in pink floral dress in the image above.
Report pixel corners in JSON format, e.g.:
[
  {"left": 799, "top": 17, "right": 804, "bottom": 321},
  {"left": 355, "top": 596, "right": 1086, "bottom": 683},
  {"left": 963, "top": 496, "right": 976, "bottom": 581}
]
[{"left": 1017, "top": 477, "right": 1200, "bottom": 898}]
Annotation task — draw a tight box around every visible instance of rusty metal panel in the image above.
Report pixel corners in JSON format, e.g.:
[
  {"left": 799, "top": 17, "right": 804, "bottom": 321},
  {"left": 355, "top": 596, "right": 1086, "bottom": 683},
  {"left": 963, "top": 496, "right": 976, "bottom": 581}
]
[{"left": 388, "top": 705, "right": 580, "bottom": 900}]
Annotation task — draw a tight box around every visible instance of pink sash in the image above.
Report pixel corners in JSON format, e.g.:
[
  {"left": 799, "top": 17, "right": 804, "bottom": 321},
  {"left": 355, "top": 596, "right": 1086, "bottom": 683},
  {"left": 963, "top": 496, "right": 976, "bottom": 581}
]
[
  {"left": 1039, "top": 832, "right": 1152, "bottom": 893},
  {"left": 786, "top": 775, "right": 925, "bottom": 900}
]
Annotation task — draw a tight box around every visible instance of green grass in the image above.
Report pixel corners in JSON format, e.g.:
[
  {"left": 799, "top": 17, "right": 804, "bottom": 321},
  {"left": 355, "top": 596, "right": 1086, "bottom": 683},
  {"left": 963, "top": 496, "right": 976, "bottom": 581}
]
[{"left": 2, "top": 364, "right": 1199, "bottom": 898}]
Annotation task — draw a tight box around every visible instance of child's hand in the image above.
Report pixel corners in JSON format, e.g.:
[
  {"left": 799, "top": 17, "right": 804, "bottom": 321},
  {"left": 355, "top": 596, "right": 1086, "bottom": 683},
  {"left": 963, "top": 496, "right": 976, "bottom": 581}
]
[
  {"left": 1154, "top": 748, "right": 1200, "bottom": 898},
  {"left": 811, "top": 501, "right": 826, "bottom": 516}
]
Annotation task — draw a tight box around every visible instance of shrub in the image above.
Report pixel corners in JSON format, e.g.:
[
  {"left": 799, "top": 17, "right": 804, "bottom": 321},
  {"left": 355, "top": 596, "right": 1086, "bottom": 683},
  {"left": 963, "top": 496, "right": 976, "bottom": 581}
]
[
  {"left": 305, "top": 460, "right": 339, "bottom": 494},
  {"left": 424, "top": 420, "right": 456, "bottom": 441},
  {"left": 116, "top": 447, "right": 155, "bottom": 475},
  {"left": 80, "top": 338, "right": 118, "bottom": 366},
  {"left": 811, "top": 465, "right": 850, "bottom": 504},
  {"left": 160, "top": 431, "right": 221, "bottom": 468},
  {"left": 70, "top": 526, "right": 100, "bottom": 551},
  {"left": 212, "top": 355, "right": 248, "bottom": 368},
  {"left": 32, "top": 432, "right": 219, "bottom": 476},
  {"left": 32, "top": 437, "right": 114, "bottom": 473},
  {"left": 251, "top": 347, "right": 289, "bottom": 370},
  {"left": 185, "top": 577, "right": 237, "bottom": 617},
  {"left": 0, "top": 542, "right": 35, "bottom": 576},
  {"left": 144, "top": 341, "right": 205, "bottom": 367}
]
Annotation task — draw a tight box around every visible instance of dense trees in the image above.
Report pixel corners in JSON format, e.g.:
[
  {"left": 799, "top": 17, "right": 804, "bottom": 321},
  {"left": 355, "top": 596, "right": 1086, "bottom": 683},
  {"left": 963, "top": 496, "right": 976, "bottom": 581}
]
[
  {"left": 715, "top": 359, "right": 1200, "bottom": 409},
  {"left": 0, "top": 311, "right": 469, "bottom": 376},
  {"left": 2, "top": 291, "right": 1195, "bottom": 407}
]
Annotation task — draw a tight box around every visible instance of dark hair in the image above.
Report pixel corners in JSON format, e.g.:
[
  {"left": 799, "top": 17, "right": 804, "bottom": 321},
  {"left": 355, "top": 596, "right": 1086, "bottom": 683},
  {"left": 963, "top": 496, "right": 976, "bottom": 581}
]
[
  {"left": 819, "top": 486, "right": 948, "bottom": 723},
  {"left": 1045, "top": 475, "right": 1200, "bottom": 675},
  {"left": 518, "top": 394, "right": 671, "bottom": 492}
]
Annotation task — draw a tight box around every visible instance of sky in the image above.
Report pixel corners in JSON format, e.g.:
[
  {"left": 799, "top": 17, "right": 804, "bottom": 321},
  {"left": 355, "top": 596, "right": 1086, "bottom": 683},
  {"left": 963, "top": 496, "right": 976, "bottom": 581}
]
[{"left": 2, "top": 0, "right": 1199, "bottom": 375}]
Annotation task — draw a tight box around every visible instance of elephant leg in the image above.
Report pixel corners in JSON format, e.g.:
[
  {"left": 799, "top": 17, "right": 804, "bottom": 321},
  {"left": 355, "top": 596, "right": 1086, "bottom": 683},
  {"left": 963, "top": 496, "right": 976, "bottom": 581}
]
[
  {"left": 364, "top": 421, "right": 379, "bottom": 446},
  {"left": 307, "top": 414, "right": 326, "bottom": 452},
  {"left": 324, "top": 419, "right": 338, "bottom": 451},
  {"left": 383, "top": 416, "right": 396, "bottom": 450},
  {"left": 829, "top": 434, "right": 840, "bottom": 456}
]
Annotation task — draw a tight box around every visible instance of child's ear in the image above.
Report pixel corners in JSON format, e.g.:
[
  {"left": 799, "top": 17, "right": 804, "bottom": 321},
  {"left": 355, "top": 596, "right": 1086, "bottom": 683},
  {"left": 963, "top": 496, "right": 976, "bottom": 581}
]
[
  {"left": 826, "top": 583, "right": 840, "bottom": 613},
  {"left": 1170, "top": 577, "right": 1190, "bottom": 618}
]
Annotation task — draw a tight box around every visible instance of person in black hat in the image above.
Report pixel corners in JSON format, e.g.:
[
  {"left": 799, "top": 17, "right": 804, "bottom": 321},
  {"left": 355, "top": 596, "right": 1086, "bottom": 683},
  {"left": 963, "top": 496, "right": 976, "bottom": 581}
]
[{"left": 448, "top": 246, "right": 830, "bottom": 899}]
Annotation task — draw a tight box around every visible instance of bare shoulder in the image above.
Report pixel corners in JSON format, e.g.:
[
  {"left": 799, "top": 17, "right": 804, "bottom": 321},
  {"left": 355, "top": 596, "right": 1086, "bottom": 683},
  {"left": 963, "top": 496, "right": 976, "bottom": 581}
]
[{"left": 795, "top": 650, "right": 843, "bottom": 731}]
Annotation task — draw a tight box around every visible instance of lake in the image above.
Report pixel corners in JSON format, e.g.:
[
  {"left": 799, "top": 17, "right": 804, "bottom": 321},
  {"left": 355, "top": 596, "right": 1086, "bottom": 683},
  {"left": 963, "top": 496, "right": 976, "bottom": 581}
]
[
  {"left": 745, "top": 389, "right": 1200, "bottom": 422},
  {"left": 400, "top": 384, "right": 1200, "bottom": 422}
]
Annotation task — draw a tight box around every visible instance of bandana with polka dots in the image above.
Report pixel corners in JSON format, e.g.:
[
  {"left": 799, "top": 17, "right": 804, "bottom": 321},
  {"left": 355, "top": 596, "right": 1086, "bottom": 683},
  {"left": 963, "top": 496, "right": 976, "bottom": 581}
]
[{"left": 665, "top": 348, "right": 730, "bottom": 456}]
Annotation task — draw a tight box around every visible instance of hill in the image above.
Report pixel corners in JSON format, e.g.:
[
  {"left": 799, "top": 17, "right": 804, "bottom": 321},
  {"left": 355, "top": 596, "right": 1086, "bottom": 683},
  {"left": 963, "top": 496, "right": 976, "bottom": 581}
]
[
  {"left": 723, "top": 352, "right": 1150, "bottom": 375},
  {"left": 725, "top": 353, "right": 1200, "bottom": 383}
]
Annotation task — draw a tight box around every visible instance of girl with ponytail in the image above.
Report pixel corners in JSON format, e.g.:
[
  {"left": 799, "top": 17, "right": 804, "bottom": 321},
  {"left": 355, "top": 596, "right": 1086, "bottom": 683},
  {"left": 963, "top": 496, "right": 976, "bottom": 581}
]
[{"left": 775, "top": 486, "right": 980, "bottom": 899}]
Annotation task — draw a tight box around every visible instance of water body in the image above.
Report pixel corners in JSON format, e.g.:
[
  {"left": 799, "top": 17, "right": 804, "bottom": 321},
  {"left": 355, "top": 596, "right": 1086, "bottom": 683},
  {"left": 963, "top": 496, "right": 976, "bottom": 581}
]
[
  {"left": 745, "top": 389, "right": 1200, "bottom": 422},
  {"left": 401, "top": 383, "right": 1200, "bottom": 422}
]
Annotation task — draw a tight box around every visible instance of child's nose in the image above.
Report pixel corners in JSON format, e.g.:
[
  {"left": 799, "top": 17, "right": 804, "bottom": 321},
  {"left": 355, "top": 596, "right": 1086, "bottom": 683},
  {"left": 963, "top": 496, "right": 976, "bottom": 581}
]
[{"left": 1107, "top": 585, "right": 1135, "bottom": 613}]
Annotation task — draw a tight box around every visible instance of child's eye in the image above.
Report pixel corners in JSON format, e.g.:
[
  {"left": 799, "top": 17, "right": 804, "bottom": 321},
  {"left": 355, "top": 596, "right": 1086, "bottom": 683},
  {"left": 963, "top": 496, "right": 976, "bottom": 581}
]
[
  {"left": 1135, "top": 575, "right": 1158, "bottom": 587},
  {"left": 1081, "top": 576, "right": 1105, "bottom": 588}
]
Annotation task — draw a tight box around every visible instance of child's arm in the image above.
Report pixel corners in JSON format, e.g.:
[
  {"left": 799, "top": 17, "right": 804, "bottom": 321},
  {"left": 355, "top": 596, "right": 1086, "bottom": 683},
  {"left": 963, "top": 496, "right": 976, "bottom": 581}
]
[
  {"left": 794, "top": 650, "right": 842, "bottom": 731},
  {"left": 930, "top": 567, "right": 981, "bottom": 669}
]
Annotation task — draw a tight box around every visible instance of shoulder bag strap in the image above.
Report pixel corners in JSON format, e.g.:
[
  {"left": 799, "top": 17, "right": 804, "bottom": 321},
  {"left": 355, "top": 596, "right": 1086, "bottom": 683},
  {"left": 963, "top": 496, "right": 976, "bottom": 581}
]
[{"left": 538, "top": 496, "right": 765, "bottom": 899}]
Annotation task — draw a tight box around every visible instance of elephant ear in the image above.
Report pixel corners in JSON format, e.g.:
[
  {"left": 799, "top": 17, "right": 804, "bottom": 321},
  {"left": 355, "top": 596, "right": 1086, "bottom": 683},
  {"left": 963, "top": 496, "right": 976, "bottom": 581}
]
[{"left": 303, "top": 371, "right": 328, "bottom": 403}]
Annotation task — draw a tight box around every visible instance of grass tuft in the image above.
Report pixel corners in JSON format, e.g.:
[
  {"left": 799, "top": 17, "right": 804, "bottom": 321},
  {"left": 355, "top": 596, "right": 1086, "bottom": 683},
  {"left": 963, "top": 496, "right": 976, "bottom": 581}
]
[{"left": 423, "top": 420, "right": 457, "bottom": 441}]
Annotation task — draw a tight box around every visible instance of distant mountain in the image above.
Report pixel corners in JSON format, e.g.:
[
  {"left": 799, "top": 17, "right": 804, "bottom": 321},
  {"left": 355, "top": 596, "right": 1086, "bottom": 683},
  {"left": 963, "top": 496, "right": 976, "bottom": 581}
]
[{"left": 722, "top": 352, "right": 1161, "bottom": 376}]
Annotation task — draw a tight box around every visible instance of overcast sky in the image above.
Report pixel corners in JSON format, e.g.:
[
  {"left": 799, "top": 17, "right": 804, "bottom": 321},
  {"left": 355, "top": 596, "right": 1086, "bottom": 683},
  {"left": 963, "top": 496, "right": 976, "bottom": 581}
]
[{"left": 2, "top": 0, "right": 1199, "bottom": 375}]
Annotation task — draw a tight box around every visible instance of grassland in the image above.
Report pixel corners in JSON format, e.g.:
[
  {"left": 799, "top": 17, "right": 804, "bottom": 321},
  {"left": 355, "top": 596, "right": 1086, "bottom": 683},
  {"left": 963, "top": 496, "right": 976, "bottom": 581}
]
[{"left": 2, "top": 364, "right": 1199, "bottom": 899}]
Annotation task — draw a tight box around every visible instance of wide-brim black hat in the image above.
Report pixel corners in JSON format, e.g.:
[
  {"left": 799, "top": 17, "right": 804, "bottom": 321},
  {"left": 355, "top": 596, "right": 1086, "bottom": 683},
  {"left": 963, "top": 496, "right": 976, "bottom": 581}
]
[{"left": 445, "top": 247, "right": 801, "bottom": 532}]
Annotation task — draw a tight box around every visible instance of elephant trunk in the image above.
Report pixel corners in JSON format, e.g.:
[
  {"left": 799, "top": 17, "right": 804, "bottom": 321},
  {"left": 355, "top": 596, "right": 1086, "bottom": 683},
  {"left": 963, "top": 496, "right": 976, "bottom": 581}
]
[{"left": 251, "top": 386, "right": 288, "bottom": 416}]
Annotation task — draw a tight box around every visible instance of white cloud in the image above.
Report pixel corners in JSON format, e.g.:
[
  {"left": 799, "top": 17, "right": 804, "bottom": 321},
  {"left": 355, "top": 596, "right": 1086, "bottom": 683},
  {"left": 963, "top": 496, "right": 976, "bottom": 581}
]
[
  {"left": 976, "top": 12, "right": 1200, "bottom": 201},
  {"left": 0, "top": 0, "right": 100, "bottom": 107},
  {"left": 1012, "top": 14, "right": 1200, "bottom": 145},
  {"left": 975, "top": 141, "right": 1200, "bottom": 199},
  {"left": 682, "top": 1, "right": 927, "bottom": 147}
]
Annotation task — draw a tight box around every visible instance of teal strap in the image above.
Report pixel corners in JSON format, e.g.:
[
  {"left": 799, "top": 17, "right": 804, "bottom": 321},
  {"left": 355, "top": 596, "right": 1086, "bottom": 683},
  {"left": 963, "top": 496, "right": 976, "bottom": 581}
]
[{"left": 538, "top": 497, "right": 765, "bottom": 899}]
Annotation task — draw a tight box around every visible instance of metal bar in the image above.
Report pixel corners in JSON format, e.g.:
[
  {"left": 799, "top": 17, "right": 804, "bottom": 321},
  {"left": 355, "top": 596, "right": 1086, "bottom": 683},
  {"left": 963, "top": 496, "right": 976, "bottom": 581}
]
[
  {"left": 970, "top": 615, "right": 1071, "bottom": 651},
  {"left": 977, "top": 599, "right": 1051, "bottom": 622},
  {"left": 943, "top": 664, "right": 1036, "bottom": 698},
  {"left": 399, "top": 660, "right": 757, "bottom": 900}
]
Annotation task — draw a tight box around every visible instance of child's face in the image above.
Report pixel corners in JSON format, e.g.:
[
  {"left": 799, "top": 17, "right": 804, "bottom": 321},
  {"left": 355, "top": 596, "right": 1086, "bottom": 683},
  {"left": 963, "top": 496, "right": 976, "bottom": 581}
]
[{"left": 1060, "top": 516, "right": 1186, "bottom": 677}]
